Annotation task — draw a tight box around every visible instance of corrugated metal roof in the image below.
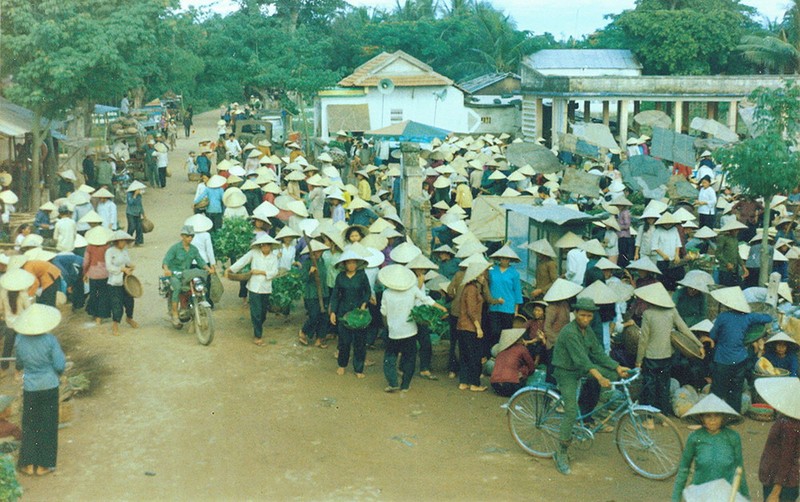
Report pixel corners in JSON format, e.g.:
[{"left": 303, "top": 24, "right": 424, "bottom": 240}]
[
  {"left": 525, "top": 50, "right": 642, "bottom": 70},
  {"left": 0, "top": 97, "right": 66, "bottom": 139},
  {"left": 459, "top": 72, "right": 520, "bottom": 94},
  {"left": 339, "top": 50, "right": 453, "bottom": 88}
]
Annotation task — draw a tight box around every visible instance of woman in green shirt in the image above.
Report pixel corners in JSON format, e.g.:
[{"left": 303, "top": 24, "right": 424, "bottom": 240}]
[{"left": 672, "top": 393, "right": 749, "bottom": 501}]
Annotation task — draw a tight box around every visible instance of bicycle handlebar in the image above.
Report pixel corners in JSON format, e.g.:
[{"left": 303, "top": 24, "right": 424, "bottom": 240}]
[{"left": 611, "top": 367, "right": 641, "bottom": 388}]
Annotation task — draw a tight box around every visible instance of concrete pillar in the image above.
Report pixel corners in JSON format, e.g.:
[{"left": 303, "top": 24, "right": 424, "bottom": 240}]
[
  {"left": 707, "top": 102, "right": 718, "bottom": 121},
  {"left": 681, "top": 102, "right": 689, "bottom": 133},
  {"left": 535, "top": 98, "right": 544, "bottom": 140},
  {"left": 602, "top": 101, "right": 610, "bottom": 126},
  {"left": 551, "top": 98, "right": 568, "bottom": 149},
  {"left": 618, "top": 99, "right": 630, "bottom": 147},
  {"left": 583, "top": 100, "right": 591, "bottom": 122},
  {"left": 674, "top": 100, "right": 683, "bottom": 133},
  {"left": 727, "top": 100, "right": 738, "bottom": 132}
]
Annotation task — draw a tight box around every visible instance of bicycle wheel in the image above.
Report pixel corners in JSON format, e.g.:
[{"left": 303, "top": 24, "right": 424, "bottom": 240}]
[
  {"left": 506, "top": 388, "right": 562, "bottom": 458},
  {"left": 193, "top": 303, "right": 215, "bottom": 345},
  {"left": 616, "top": 411, "right": 683, "bottom": 480}
]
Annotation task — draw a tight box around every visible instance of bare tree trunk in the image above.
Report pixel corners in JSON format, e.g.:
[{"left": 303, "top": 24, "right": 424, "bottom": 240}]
[
  {"left": 30, "top": 110, "right": 44, "bottom": 212},
  {"left": 44, "top": 134, "right": 57, "bottom": 201},
  {"left": 759, "top": 201, "right": 773, "bottom": 286},
  {"left": 298, "top": 93, "right": 311, "bottom": 158}
]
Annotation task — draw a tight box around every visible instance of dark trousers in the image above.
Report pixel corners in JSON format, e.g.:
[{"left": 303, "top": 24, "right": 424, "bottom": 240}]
[
  {"left": 127, "top": 213, "right": 143, "bottom": 245},
  {"left": 417, "top": 325, "right": 432, "bottom": 372},
  {"left": 699, "top": 213, "right": 715, "bottom": 229},
  {"left": 1, "top": 322, "right": 14, "bottom": 370},
  {"left": 447, "top": 315, "right": 460, "bottom": 373},
  {"left": 718, "top": 269, "right": 741, "bottom": 287},
  {"left": 641, "top": 357, "right": 673, "bottom": 415},
  {"left": 492, "top": 381, "right": 524, "bottom": 397},
  {"left": 618, "top": 236, "right": 635, "bottom": 269},
  {"left": 238, "top": 280, "right": 248, "bottom": 299},
  {"left": 70, "top": 273, "right": 85, "bottom": 310},
  {"left": 19, "top": 387, "right": 59, "bottom": 469},
  {"left": 744, "top": 268, "right": 760, "bottom": 288},
  {"left": 108, "top": 285, "right": 134, "bottom": 323},
  {"left": 184, "top": 124, "right": 191, "bottom": 137},
  {"left": 542, "top": 347, "right": 557, "bottom": 385},
  {"left": 158, "top": 167, "right": 167, "bottom": 188},
  {"left": 338, "top": 324, "right": 367, "bottom": 373},
  {"left": 39, "top": 282, "right": 58, "bottom": 307},
  {"left": 208, "top": 212, "right": 223, "bottom": 232},
  {"left": 87, "top": 278, "right": 110, "bottom": 318},
  {"left": 711, "top": 359, "right": 747, "bottom": 413},
  {"left": 555, "top": 367, "right": 616, "bottom": 442},
  {"left": 486, "top": 311, "right": 514, "bottom": 357},
  {"left": 384, "top": 335, "right": 417, "bottom": 389},
  {"left": 248, "top": 291, "right": 270, "bottom": 339},
  {"left": 302, "top": 297, "right": 328, "bottom": 341},
  {"left": 656, "top": 261, "right": 684, "bottom": 291},
  {"left": 764, "top": 485, "right": 799, "bottom": 502},
  {"left": 458, "top": 330, "right": 482, "bottom": 386}
]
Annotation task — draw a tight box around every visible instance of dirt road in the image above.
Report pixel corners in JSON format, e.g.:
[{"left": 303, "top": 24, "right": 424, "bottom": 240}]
[{"left": 14, "top": 111, "right": 774, "bottom": 501}]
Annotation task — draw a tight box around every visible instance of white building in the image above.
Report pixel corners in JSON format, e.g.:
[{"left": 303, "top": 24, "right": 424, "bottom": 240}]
[{"left": 316, "top": 51, "right": 479, "bottom": 139}]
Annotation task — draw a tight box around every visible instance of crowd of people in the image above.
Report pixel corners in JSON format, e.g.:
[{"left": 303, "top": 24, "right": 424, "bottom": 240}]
[{"left": 0, "top": 106, "right": 797, "bottom": 496}]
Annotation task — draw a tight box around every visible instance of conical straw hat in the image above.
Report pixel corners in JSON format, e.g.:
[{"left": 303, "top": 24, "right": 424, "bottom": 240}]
[
  {"left": 525, "top": 239, "right": 556, "bottom": 258},
  {"left": 690, "top": 319, "right": 714, "bottom": 333},
  {"left": 20, "top": 234, "right": 44, "bottom": 249},
  {"left": 275, "top": 226, "right": 301, "bottom": 240},
  {"left": 78, "top": 210, "right": 103, "bottom": 224},
  {"left": 389, "top": 242, "right": 422, "bottom": 264},
  {"left": 779, "top": 282, "right": 793, "bottom": 303},
  {"left": 609, "top": 195, "right": 632, "bottom": 206},
  {"left": 223, "top": 187, "right": 247, "bottom": 208},
  {"left": 694, "top": 226, "right": 718, "bottom": 239},
  {"left": 579, "top": 239, "right": 606, "bottom": 257},
  {"left": 490, "top": 244, "right": 520, "bottom": 262},
  {"left": 462, "top": 260, "right": 491, "bottom": 285},
  {"left": 718, "top": 219, "right": 747, "bottom": 233},
  {"left": 300, "top": 240, "right": 330, "bottom": 255},
  {"left": 578, "top": 280, "right": 617, "bottom": 304},
  {"left": 184, "top": 214, "right": 213, "bottom": 233},
  {"left": 764, "top": 332, "right": 799, "bottom": 348},
  {"left": 361, "top": 234, "right": 388, "bottom": 251},
  {"left": 206, "top": 175, "right": 226, "bottom": 188},
  {"left": 0, "top": 269, "right": 35, "bottom": 292},
  {"left": 543, "top": 278, "right": 583, "bottom": 302},
  {"left": 85, "top": 226, "right": 113, "bottom": 246},
  {"left": 634, "top": 282, "right": 675, "bottom": 308},
  {"left": 672, "top": 207, "right": 696, "bottom": 222},
  {"left": 677, "top": 270, "right": 714, "bottom": 293},
  {"left": 594, "top": 257, "right": 620, "bottom": 270},
  {"left": 755, "top": 377, "right": 800, "bottom": 419},
  {"left": 407, "top": 254, "right": 438, "bottom": 271},
  {"left": 710, "top": 286, "right": 751, "bottom": 313},
  {"left": 12, "top": 304, "right": 62, "bottom": 336},
  {"left": 455, "top": 240, "right": 488, "bottom": 259},
  {"left": 555, "top": 232, "right": 584, "bottom": 249},
  {"left": 655, "top": 212, "right": 680, "bottom": 226},
  {"left": 626, "top": 257, "right": 661, "bottom": 275},
  {"left": 348, "top": 197, "right": 371, "bottom": 210},
  {"left": 681, "top": 393, "right": 743, "bottom": 425},
  {"left": 378, "top": 264, "right": 416, "bottom": 291},
  {"left": 492, "top": 328, "right": 526, "bottom": 356}
]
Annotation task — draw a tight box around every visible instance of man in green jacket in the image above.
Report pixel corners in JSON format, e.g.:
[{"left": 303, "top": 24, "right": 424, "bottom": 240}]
[
  {"left": 552, "top": 298, "right": 630, "bottom": 475},
  {"left": 162, "top": 225, "right": 214, "bottom": 327}
]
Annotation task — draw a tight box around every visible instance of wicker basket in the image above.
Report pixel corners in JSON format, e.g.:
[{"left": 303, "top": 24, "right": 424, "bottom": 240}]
[
  {"left": 188, "top": 173, "right": 202, "bottom": 182},
  {"left": 747, "top": 403, "right": 775, "bottom": 422},
  {"left": 226, "top": 271, "right": 251, "bottom": 282}
]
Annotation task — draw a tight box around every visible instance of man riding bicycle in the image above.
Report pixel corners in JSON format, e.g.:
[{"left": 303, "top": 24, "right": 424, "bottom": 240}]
[
  {"left": 551, "top": 297, "right": 630, "bottom": 475},
  {"left": 162, "top": 225, "right": 214, "bottom": 327}
]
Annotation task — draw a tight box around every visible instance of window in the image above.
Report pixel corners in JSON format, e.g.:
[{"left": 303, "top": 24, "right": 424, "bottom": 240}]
[
  {"left": 390, "top": 109, "right": 403, "bottom": 123},
  {"left": 481, "top": 116, "right": 492, "bottom": 124}
]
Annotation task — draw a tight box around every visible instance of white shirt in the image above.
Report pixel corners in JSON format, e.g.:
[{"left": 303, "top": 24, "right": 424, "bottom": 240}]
[
  {"left": 74, "top": 203, "right": 92, "bottom": 232},
  {"left": 565, "top": 248, "right": 588, "bottom": 285},
  {"left": 652, "top": 226, "right": 682, "bottom": 261},
  {"left": 697, "top": 186, "right": 717, "bottom": 215},
  {"left": 603, "top": 229, "right": 619, "bottom": 257},
  {"left": 276, "top": 244, "right": 296, "bottom": 271},
  {"left": 54, "top": 217, "right": 77, "bottom": 252},
  {"left": 224, "top": 206, "right": 248, "bottom": 219},
  {"left": 192, "top": 231, "right": 215, "bottom": 266},
  {"left": 194, "top": 182, "right": 207, "bottom": 200},
  {"left": 469, "top": 169, "right": 483, "bottom": 189},
  {"left": 105, "top": 246, "right": 131, "bottom": 286},
  {"left": 229, "top": 249, "right": 279, "bottom": 294},
  {"left": 380, "top": 286, "right": 435, "bottom": 339},
  {"left": 225, "top": 139, "right": 242, "bottom": 157},
  {"left": 542, "top": 197, "right": 558, "bottom": 206},
  {"left": 155, "top": 150, "right": 169, "bottom": 168},
  {"left": 696, "top": 165, "right": 714, "bottom": 182},
  {"left": 96, "top": 199, "right": 117, "bottom": 230}
]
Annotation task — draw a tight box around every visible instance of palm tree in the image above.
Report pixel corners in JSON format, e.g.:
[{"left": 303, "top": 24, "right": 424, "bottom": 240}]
[{"left": 738, "top": 1, "right": 800, "bottom": 74}]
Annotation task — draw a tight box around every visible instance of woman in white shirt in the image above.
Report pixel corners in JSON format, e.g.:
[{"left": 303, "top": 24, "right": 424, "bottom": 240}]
[
  {"left": 275, "top": 226, "right": 300, "bottom": 272},
  {"left": 651, "top": 212, "right": 684, "bottom": 290},
  {"left": 227, "top": 235, "right": 280, "bottom": 346},
  {"left": 694, "top": 176, "right": 717, "bottom": 229}
]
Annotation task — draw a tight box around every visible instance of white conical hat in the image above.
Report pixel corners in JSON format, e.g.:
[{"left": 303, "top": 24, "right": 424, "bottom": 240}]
[
  {"left": 455, "top": 240, "right": 488, "bottom": 259},
  {"left": 543, "top": 278, "right": 583, "bottom": 302},
  {"left": 126, "top": 180, "right": 146, "bottom": 192},
  {"left": 20, "top": 234, "right": 44, "bottom": 249},
  {"left": 672, "top": 207, "right": 696, "bottom": 222},
  {"left": 300, "top": 239, "right": 330, "bottom": 255},
  {"left": 492, "top": 328, "right": 526, "bottom": 356},
  {"left": 275, "top": 226, "right": 301, "bottom": 240},
  {"left": 690, "top": 319, "right": 714, "bottom": 333},
  {"left": 490, "top": 244, "right": 520, "bottom": 262},
  {"left": 718, "top": 219, "right": 747, "bottom": 233},
  {"left": 252, "top": 201, "right": 279, "bottom": 220},
  {"left": 579, "top": 239, "right": 606, "bottom": 257},
  {"left": 378, "top": 264, "right": 417, "bottom": 291},
  {"left": 755, "top": 377, "right": 800, "bottom": 420},
  {"left": 389, "top": 242, "right": 422, "bottom": 264},
  {"left": 286, "top": 200, "right": 309, "bottom": 217},
  {"left": 655, "top": 212, "right": 680, "bottom": 226},
  {"left": 207, "top": 175, "right": 226, "bottom": 188},
  {"left": 407, "top": 254, "right": 438, "bottom": 271},
  {"left": 223, "top": 187, "right": 247, "bottom": 208},
  {"left": 85, "top": 226, "right": 113, "bottom": 246},
  {"left": 578, "top": 280, "right": 617, "bottom": 305},
  {"left": 12, "top": 304, "right": 62, "bottom": 335},
  {"left": 710, "top": 286, "right": 751, "bottom": 313},
  {"left": 0, "top": 269, "right": 35, "bottom": 292},
  {"left": 92, "top": 187, "right": 114, "bottom": 199},
  {"left": 555, "top": 232, "right": 584, "bottom": 249},
  {"left": 462, "top": 260, "right": 491, "bottom": 285},
  {"left": 525, "top": 239, "right": 556, "bottom": 258},
  {"left": 677, "top": 270, "right": 714, "bottom": 293},
  {"left": 184, "top": 214, "right": 213, "bottom": 233},
  {"left": 634, "top": 283, "right": 674, "bottom": 308},
  {"left": 626, "top": 257, "right": 661, "bottom": 275},
  {"left": 694, "top": 226, "right": 718, "bottom": 239},
  {"left": 594, "top": 257, "right": 620, "bottom": 270},
  {"left": 681, "top": 393, "right": 742, "bottom": 425}
]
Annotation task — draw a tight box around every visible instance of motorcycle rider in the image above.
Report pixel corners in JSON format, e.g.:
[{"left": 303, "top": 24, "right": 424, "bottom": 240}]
[{"left": 162, "top": 225, "right": 214, "bottom": 327}]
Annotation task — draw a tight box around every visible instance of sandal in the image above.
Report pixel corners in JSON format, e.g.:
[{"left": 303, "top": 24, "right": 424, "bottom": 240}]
[
  {"left": 298, "top": 336, "right": 309, "bottom": 346},
  {"left": 314, "top": 341, "right": 328, "bottom": 349},
  {"left": 253, "top": 338, "right": 265, "bottom": 346},
  {"left": 458, "top": 384, "right": 469, "bottom": 390},
  {"left": 18, "top": 465, "right": 34, "bottom": 476},
  {"left": 35, "top": 466, "right": 55, "bottom": 476},
  {"left": 469, "top": 385, "right": 488, "bottom": 392},
  {"left": 419, "top": 372, "right": 438, "bottom": 381}
]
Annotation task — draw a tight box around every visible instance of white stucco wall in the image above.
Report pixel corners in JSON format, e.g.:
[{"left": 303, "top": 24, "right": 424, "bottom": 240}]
[{"left": 536, "top": 68, "right": 641, "bottom": 77}]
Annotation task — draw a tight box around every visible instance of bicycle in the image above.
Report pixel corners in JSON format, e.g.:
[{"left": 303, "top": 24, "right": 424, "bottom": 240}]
[{"left": 503, "top": 368, "right": 683, "bottom": 480}]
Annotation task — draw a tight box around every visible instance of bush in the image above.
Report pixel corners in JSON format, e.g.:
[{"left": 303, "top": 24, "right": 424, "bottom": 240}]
[{"left": 0, "top": 454, "right": 22, "bottom": 501}]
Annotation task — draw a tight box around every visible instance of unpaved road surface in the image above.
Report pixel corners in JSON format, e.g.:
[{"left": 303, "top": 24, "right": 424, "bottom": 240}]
[{"left": 11, "top": 111, "right": 773, "bottom": 501}]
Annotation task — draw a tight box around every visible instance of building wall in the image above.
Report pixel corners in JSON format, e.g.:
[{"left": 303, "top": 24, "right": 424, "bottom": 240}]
[
  {"left": 318, "top": 85, "right": 473, "bottom": 139},
  {"left": 473, "top": 77, "right": 521, "bottom": 96},
  {"left": 464, "top": 105, "right": 520, "bottom": 136},
  {"left": 535, "top": 68, "right": 642, "bottom": 77}
]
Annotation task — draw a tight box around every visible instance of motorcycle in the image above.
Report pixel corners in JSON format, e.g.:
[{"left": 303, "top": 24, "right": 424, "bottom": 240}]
[{"left": 160, "top": 270, "right": 214, "bottom": 345}]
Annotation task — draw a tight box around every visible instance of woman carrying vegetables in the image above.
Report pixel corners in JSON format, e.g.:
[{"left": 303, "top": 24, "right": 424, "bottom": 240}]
[{"left": 329, "top": 250, "right": 371, "bottom": 378}]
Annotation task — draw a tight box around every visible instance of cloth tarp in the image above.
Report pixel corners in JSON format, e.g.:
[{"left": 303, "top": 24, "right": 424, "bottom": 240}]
[
  {"left": 689, "top": 117, "right": 738, "bottom": 143},
  {"left": 571, "top": 122, "right": 618, "bottom": 151},
  {"left": 504, "top": 143, "right": 562, "bottom": 173},
  {"left": 651, "top": 127, "right": 696, "bottom": 166},
  {"left": 327, "top": 104, "right": 371, "bottom": 133},
  {"left": 467, "top": 196, "right": 539, "bottom": 241}
]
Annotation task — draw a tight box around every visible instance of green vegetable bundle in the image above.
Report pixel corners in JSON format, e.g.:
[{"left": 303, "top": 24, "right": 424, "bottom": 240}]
[
  {"left": 271, "top": 269, "right": 304, "bottom": 313},
  {"left": 0, "top": 454, "right": 22, "bottom": 501},
  {"left": 211, "top": 217, "right": 254, "bottom": 263},
  {"left": 409, "top": 305, "right": 449, "bottom": 343}
]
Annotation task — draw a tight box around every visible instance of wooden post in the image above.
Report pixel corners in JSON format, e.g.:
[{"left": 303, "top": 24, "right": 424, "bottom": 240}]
[
  {"left": 583, "top": 100, "right": 591, "bottom": 122},
  {"left": 706, "top": 102, "right": 718, "bottom": 121}
]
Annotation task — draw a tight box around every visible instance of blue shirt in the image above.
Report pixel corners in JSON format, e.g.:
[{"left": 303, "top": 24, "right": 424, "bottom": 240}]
[
  {"left": 765, "top": 351, "right": 798, "bottom": 377},
  {"left": 34, "top": 210, "right": 51, "bottom": 232},
  {"left": 709, "top": 311, "right": 772, "bottom": 364},
  {"left": 348, "top": 208, "right": 377, "bottom": 227},
  {"left": 52, "top": 253, "right": 83, "bottom": 284},
  {"left": 126, "top": 191, "right": 143, "bottom": 216},
  {"left": 196, "top": 155, "right": 211, "bottom": 176},
  {"left": 15, "top": 333, "right": 65, "bottom": 391},
  {"left": 195, "top": 186, "right": 224, "bottom": 214},
  {"left": 488, "top": 266, "right": 522, "bottom": 314}
]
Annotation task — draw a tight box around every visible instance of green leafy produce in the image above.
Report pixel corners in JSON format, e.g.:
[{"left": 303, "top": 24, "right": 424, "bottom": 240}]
[
  {"left": 0, "top": 454, "right": 22, "bottom": 501},
  {"left": 211, "top": 217, "right": 254, "bottom": 263},
  {"left": 271, "top": 269, "right": 304, "bottom": 314},
  {"left": 409, "top": 305, "right": 449, "bottom": 344}
]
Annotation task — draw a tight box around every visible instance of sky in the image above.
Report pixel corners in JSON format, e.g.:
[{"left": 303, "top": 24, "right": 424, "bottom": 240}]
[{"left": 181, "top": 0, "right": 790, "bottom": 39}]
